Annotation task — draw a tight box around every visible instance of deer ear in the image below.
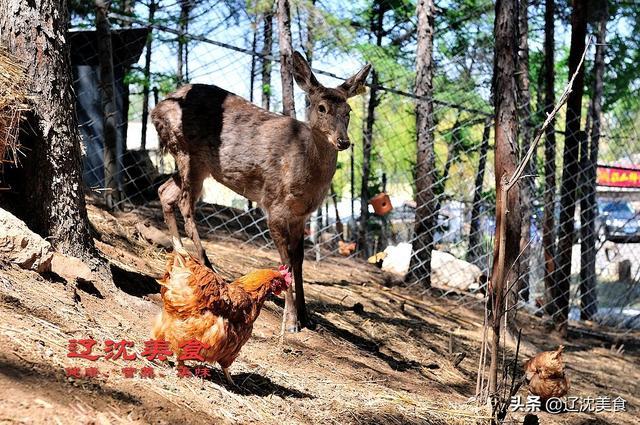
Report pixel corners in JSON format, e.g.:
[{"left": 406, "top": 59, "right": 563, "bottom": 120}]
[
  {"left": 292, "top": 51, "right": 321, "bottom": 93},
  {"left": 339, "top": 63, "right": 371, "bottom": 98}
]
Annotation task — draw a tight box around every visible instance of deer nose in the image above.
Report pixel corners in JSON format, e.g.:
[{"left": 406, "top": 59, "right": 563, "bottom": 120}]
[{"left": 337, "top": 138, "right": 351, "bottom": 151}]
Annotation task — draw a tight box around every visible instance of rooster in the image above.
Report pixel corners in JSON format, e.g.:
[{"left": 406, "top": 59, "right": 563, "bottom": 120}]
[
  {"left": 152, "top": 249, "right": 291, "bottom": 384},
  {"left": 524, "top": 345, "right": 569, "bottom": 400}
]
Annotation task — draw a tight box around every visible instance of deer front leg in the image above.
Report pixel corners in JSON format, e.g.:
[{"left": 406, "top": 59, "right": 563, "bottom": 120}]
[
  {"left": 290, "top": 231, "right": 310, "bottom": 329},
  {"left": 268, "top": 218, "right": 301, "bottom": 333},
  {"left": 158, "top": 175, "right": 184, "bottom": 250}
]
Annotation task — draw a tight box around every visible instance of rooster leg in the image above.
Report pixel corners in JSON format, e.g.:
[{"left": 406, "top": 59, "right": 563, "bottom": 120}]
[{"left": 222, "top": 368, "right": 235, "bottom": 386}]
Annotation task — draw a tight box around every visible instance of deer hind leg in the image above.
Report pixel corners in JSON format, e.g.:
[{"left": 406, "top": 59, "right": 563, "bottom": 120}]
[
  {"left": 158, "top": 174, "right": 184, "bottom": 250},
  {"left": 176, "top": 160, "right": 214, "bottom": 270},
  {"left": 268, "top": 216, "right": 307, "bottom": 333}
]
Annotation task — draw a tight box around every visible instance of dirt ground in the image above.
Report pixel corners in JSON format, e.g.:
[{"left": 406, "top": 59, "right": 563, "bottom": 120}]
[{"left": 0, "top": 202, "right": 638, "bottom": 425}]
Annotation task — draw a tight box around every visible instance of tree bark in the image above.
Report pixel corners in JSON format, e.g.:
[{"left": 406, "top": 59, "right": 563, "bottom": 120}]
[
  {"left": 95, "top": 0, "right": 120, "bottom": 209},
  {"left": 516, "top": 0, "right": 533, "bottom": 302},
  {"left": 177, "top": 0, "right": 190, "bottom": 84},
  {"left": 542, "top": 0, "right": 557, "bottom": 315},
  {"left": 407, "top": 0, "right": 436, "bottom": 286},
  {"left": 467, "top": 118, "right": 491, "bottom": 267},
  {"left": 0, "top": 0, "right": 95, "bottom": 260},
  {"left": 140, "top": 0, "right": 156, "bottom": 151},
  {"left": 554, "top": 0, "right": 587, "bottom": 335},
  {"left": 250, "top": 15, "right": 260, "bottom": 104},
  {"left": 277, "top": 0, "right": 295, "bottom": 118},
  {"left": 261, "top": 6, "right": 274, "bottom": 111},
  {"left": 303, "top": 0, "right": 316, "bottom": 121},
  {"left": 489, "top": 0, "right": 521, "bottom": 395},
  {"left": 357, "top": 2, "right": 383, "bottom": 259},
  {"left": 358, "top": 68, "right": 378, "bottom": 257},
  {"left": 580, "top": 6, "right": 607, "bottom": 320}
]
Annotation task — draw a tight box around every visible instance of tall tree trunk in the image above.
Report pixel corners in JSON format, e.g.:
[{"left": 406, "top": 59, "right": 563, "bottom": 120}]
[
  {"left": 140, "top": 0, "right": 156, "bottom": 150},
  {"left": 249, "top": 16, "right": 260, "bottom": 104},
  {"left": 433, "top": 116, "right": 461, "bottom": 217},
  {"left": 302, "top": 0, "right": 323, "bottom": 243},
  {"left": 95, "top": 0, "right": 120, "bottom": 209},
  {"left": 118, "top": 0, "right": 134, "bottom": 150},
  {"left": 277, "top": 0, "right": 295, "bottom": 118},
  {"left": 261, "top": 6, "right": 274, "bottom": 111},
  {"left": 358, "top": 3, "right": 383, "bottom": 258},
  {"left": 247, "top": 14, "right": 261, "bottom": 211},
  {"left": 542, "top": 0, "right": 557, "bottom": 315},
  {"left": 580, "top": 6, "right": 607, "bottom": 320},
  {"left": 489, "top": 0, "right": 521, "bottom": 395},
  {"left": 177, "top": 0, "right": 190, "bottom": 84},
  {"left": 408, "top": 0, "right": 436, "bottom": 285},
  {"left": 467, "top": 118, "right": 491, "bottom": 267},
  {"left": 516, "top": 0, "right": 533, "bottom": 302},
  {"left": 554, "top": 0, "right": 587, "bottom": 335},
  {"left": 303, "top": 0, "right": 315, "bottom": 121},
  {"left": 0, "top": 0, "right": 95, "bottom": 260}
]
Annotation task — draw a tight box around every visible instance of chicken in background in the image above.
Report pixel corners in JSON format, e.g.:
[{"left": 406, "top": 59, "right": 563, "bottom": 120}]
[
  {"left": 152, "top": 249, "right": 291, "bottom": 384},
  {"left": 524, "top": 345, "right": 569, "bottom": 400},
  {"left": 338, "top": 240, "right": 357, "bottom": 257}
]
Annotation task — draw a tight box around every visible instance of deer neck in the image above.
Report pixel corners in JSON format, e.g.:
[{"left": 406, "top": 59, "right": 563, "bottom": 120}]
[{"left": 309, "top": 127, "right": 338, "bottom": 164}]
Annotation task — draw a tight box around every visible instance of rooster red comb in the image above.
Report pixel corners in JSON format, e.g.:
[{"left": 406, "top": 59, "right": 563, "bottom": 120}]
[{"left": 279, "top": 265, "right": 292, "bottom": 286}]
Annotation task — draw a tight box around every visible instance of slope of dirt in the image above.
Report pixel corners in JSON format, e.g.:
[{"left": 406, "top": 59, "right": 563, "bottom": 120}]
[{"left": 0, "top": 202, "right": 638, "bottom": 424}]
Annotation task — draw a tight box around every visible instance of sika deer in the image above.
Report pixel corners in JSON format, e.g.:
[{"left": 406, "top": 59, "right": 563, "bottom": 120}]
[{"left": 152, "top": 52, "right": 370, "bottom": 331}]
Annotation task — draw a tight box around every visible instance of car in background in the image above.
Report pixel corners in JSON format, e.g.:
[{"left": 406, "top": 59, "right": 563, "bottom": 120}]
[{"left": 597, "top": 200, "right": 640, "bottom": 243}]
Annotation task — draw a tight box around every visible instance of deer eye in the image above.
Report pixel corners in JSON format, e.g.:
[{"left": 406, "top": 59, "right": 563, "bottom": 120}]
[{"left": 318, "top": 104, "right": 327, "bottom": 114}]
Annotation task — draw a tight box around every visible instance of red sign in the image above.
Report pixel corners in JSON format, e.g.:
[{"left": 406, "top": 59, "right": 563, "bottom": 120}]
[{"left": 597, "top": 165, "right": 640, "bottom": 188}]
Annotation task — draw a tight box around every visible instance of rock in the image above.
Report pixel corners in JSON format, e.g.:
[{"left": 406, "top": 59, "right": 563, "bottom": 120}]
[
  {"left": 0, "top": 208, "right": 96, "bottom": 283},
  {"left": 50, "top": 252, "right": 94, "bottom": 282},
  {"left": 380, "top": 242, "right": 482, "bottom": 291},
  {"left": 431, "top": 250, "right": 482, "bottom": 291},
  {"left": 135, "top": 222, "right": 172, "bottom": 249},
  {"left": 380, "top": 242, "right": 411, "bottom": 275},
  {"left": 0, "top": 208, "right": 54, "bottom": 272}
]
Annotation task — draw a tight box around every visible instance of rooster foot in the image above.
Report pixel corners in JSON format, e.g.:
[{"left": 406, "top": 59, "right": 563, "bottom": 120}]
[{"left": 222, "top": 367, "right": 235, "bottom": 386}]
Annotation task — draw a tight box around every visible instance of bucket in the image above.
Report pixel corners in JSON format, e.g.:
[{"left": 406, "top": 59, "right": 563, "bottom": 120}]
[{"left": 369, "top": 192, "right": 393, "bottom": 216}]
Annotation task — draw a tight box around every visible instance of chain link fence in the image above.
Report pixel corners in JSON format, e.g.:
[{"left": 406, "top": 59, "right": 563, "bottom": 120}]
[{"left": 70, "top": 0, "right": 640, "bottom": 331}]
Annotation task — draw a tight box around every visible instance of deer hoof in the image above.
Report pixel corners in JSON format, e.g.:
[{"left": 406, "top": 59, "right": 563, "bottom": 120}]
[{"left": 285, "top": 317, "right": 300, "bottom": 333}]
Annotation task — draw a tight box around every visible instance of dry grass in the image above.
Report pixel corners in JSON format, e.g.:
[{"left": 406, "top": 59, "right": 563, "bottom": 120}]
[
  {"left": 0, "top": 48, "right": 28, "bottom": 166},
  {"left": 0, "top": 201, "right": 638, "bottom": 424}
]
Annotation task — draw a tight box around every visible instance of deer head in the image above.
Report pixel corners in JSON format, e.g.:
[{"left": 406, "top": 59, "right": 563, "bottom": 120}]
[{"left": 292, "top": 52, "right": 371, "bottom": 151}]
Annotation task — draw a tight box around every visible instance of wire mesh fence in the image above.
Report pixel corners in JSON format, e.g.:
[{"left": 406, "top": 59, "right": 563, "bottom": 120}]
[{"left": 70, "top": 0, "right": 640, "bottom": 331}]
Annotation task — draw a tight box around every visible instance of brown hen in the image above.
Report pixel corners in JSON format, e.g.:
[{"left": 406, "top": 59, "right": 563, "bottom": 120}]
[
  {"left": 524, "top": 345, "right": 569, "bottom": 400},
  {"left": 152, "top": 249, "right": 291, "bottom": 384}
]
